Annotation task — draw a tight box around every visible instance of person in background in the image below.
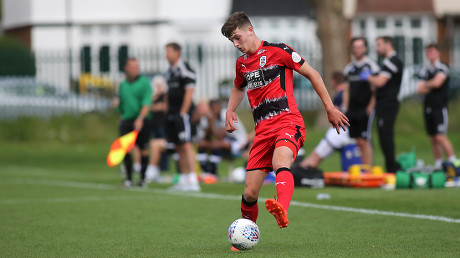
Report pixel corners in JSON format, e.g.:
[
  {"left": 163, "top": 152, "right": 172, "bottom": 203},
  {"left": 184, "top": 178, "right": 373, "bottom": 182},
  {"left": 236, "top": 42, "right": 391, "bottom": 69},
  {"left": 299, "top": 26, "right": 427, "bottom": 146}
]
[
  {"left": 366, "top": 36, "right": 404, "bottom": 172},
  {"left": 196, "top": 99, "right": 248, "bottom": 183},
  {"left": 117, "top": 58, "right": 152, "bottom": 187},
  {"left": 342, "top": 37, "right": 379, "bottom": 168},
  {"left": 300, "top": 72, "right": 352, "bottom": 169},
  {"left": 417, "top": 43, "right": 458, "bottom": 168},
  {"left": 164, "top": 42, "right": 200, "bottom": 192}
]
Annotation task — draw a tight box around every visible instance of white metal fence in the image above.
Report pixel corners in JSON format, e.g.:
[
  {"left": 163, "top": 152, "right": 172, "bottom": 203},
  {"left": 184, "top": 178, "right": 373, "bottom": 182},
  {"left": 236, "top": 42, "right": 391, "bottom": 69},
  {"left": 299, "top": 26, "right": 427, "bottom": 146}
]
[{"left": 1, "top": 43, "right": 459, "bottom": 119}]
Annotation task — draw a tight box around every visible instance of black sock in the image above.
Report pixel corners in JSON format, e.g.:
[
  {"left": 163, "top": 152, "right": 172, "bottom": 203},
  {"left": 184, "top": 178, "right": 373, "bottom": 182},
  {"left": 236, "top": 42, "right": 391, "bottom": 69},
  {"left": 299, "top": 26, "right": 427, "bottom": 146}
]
[
  {"left": 140, "top": 155, "right": 148, "bottom": 180},
  {"left": 123, "top": 154, "right": 133, "bottom": 181}
]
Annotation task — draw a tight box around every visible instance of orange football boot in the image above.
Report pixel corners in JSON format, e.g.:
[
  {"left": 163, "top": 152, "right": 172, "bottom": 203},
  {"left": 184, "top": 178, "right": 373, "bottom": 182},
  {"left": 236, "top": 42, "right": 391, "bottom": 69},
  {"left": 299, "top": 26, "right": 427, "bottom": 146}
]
[{"left": 265, "top": 199, "right": 288, "bottom": 228}]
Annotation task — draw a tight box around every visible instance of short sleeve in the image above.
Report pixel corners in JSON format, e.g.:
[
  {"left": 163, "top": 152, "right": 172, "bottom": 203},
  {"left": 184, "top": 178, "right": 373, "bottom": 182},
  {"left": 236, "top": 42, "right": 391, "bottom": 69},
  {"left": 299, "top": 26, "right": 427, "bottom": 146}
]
[
  {"left": 277, "top": 43, "right": 305, "bottom": 71},
  {"left": 234, "top": 59, "right": 247, "bottom": 88},
  {"left": 381, "top": 58, "right": 399, "bottom": 79}
]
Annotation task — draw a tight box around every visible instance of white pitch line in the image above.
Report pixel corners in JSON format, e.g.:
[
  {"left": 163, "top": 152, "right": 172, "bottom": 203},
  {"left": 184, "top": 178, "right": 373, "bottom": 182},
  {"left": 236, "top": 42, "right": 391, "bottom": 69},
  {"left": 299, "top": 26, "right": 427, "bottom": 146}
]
[{"left": 4, "top": 178, "right": 460, "bottom": 224}]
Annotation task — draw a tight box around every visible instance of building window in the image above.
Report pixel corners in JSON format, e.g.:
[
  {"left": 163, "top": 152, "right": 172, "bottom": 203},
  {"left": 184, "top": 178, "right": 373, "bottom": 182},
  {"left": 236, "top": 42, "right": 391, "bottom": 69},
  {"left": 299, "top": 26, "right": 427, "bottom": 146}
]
[
  {"left": 411, "top": 19, "right": 421, "bottom": 28},
  {"left": 359, "top": 20, "right": 366, "bottom": 29},
  {"left": 80, "top": 46, "right": 91, "bottom": 73},
  {"left": 376, "top": 19, "right": 386, "bottom": 29},
  {"left": 99, "top": 46, "right": 110, "bottom": 73},
  {"left": 413, "top": 38, "right": 423, "bottom": 65},
  {"left": 118, "top": 45, "right": 128, "bottom": 72},
  {"left": 394, "top": 19, "right": 403, "bottom": 27},
  {"left": 394, "top": 36, "right": 405, "bottom": 63}
]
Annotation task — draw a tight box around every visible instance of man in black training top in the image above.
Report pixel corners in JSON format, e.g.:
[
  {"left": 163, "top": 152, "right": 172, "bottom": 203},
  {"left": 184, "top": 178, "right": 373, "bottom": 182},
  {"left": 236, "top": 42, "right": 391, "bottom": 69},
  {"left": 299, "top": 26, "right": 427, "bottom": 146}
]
[
  {"left": 366, "top": 36, "right": 404, "bottom": 172},
  {"left": 343, "top": 37, "right": 379, "bottom": 168},
  {"left": 417, "top": 43, "right": 458, "bottom": 168},
  {"left": 164, "top": 42, "right": 200, "bottom": 192}
]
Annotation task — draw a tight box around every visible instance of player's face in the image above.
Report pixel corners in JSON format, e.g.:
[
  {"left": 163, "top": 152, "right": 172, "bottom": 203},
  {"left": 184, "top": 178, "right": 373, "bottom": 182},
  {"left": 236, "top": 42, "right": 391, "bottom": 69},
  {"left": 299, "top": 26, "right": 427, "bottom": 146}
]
[
  {"left": 124, "top": 60, "right": 139, "bottom": 79},
  {"left": 229, "top": 26, "right": 253, "bottom": 53},
  {"left": 351, "top": 39, "right": 367, "bottom": 60},
  {"left": 376, "top": 38, "right": 386, "bottom": 57},
  {"left": 425, "top": 47, "right": 440, "bottom": 62},
  {"left": 165, "top": 47, "right": 180, "bottom": 65}
]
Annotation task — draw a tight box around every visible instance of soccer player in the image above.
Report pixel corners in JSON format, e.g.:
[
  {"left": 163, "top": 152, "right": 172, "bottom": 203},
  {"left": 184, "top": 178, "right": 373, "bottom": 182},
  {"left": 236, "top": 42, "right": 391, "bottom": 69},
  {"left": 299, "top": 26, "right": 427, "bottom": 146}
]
[
  {"left": 300, "top": 72, "right": 352, "bottom": 169},
  {"left": 343, "top": 37, "right": 379, "bottom": 167},
  {"left": 117, "top": 58, "right": 152, "bottom": 187},
  {"left": 221, "top": 12, "right": 348, "bottom": 232},
  {"left": 366, "top": 36, "right": 404, "bottom": 172},
  {"left": 417, "top": 43, "right": 458, "bottom": 168},
  {"left": 164, "top": 42, "right": 200, "bottom": 192}
]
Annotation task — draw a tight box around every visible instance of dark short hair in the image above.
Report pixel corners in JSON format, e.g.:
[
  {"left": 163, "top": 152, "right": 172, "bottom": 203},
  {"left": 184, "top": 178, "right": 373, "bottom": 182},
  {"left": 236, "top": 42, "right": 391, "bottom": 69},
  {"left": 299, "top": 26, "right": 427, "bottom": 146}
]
[
  {"left": 124, "top": 57, "right": 138, "bottom": 66},
  {"left": 425, "top": 43, "right": 439, "bottom": 50},
  {"left": 377, "top": 36, "right": 393, "bottom": 46},
  {"left": 350, "top": 37, "right": 368, "bottom": 48},
  {"left": 331, "top": 71, "right": 345, "bottom": 84},
  {"left": 221, "top": 12, "right": 252, "bottom": 39},
  {"left": 166, "top": 42, "right": 181, "bottom": 52}
]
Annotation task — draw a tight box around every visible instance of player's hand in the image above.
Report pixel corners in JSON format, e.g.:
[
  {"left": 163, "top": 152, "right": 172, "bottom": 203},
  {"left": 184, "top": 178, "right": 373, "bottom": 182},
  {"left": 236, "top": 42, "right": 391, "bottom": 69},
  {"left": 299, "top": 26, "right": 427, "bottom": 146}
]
[
  {"left": 134, "top": 118, "right": 143, "bottom": 131},
  {"left": 327, "top": 106, "right": 349, "bottom": 134},
  {"left": 417, "top": 82, "right": 429, "bottom": 95},
  {"left": 225, "top": 110, "right": 238, "bottom": 133}
]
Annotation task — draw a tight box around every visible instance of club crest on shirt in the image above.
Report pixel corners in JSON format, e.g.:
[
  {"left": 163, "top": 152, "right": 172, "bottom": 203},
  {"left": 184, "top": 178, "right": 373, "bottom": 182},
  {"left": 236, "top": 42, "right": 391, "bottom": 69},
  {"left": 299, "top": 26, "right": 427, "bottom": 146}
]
[{"left": 259, "top": 56, "right": 267, "bottom": 67}]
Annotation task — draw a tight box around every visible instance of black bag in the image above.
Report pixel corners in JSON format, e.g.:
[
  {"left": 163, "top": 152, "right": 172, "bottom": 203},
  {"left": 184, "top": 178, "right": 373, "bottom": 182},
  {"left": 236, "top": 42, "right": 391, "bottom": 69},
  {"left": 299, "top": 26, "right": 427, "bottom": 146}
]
[{"left": 291, "top": 165, "right": 325, "bottom": 188}]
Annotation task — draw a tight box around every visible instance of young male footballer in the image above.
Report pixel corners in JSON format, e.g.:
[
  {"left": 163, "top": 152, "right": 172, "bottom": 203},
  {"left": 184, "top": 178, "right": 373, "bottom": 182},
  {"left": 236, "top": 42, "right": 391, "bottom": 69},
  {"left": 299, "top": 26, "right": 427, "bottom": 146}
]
[{"left": 221, "top": 12, "right": 349, "bottom": 234}]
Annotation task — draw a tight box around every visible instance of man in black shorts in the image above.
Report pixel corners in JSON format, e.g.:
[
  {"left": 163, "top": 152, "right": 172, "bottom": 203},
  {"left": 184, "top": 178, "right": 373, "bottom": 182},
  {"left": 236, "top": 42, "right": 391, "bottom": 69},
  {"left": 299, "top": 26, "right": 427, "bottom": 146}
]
[
  {"left": 343, "top": 37, "right": 379, "bottom": 167},
  {"left": 164, "top": 42, "right": 200, "bottom": 192},
  {"left": 117, "top": 58, "right": 152, "bottom": 187},
  {"left": 366, "top": 36, "right": 404, "bottom": 172},
  {"left": 417, "top": 43, "right": 458, "bottom": 168}
]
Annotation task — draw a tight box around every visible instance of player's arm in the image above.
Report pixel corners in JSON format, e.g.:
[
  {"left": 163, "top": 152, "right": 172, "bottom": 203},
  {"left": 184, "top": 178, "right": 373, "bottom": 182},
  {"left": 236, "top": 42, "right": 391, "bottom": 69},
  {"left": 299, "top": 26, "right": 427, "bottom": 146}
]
[
  {"left": 297, "top": 62, "right": 349, "bottom": 133},
  {"left": 180, "top": 87, "right": 194, "bottom": 116},
  {"left": 342, "top": 83, "right": 349, "bottom": 112},
  {"left": 225, "top": 85, "right": 245, "bottom": 133},
  {"left": 421, "top": 73, "right": 447, "bottom": 90},
  {"left": 367, "top": 74, "right": 389, "bottom": 88}
]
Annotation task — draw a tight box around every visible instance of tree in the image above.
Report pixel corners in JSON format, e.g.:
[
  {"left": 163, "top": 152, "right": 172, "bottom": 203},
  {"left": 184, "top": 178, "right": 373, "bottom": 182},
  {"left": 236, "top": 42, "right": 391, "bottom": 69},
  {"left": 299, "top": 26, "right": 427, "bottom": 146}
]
[{"left": 310, "top": 0, "right": 348, "bottom": 128}]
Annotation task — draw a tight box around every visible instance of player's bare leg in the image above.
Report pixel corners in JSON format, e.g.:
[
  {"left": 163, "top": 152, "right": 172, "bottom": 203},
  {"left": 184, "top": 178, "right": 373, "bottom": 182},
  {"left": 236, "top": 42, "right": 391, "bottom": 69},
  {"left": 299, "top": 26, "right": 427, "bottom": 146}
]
[
  {"left": 241, "top": 170, "right": 266, "bottom": 223},
  {"left": 266, "top": 146, "right": 295, "bottom": 228}
]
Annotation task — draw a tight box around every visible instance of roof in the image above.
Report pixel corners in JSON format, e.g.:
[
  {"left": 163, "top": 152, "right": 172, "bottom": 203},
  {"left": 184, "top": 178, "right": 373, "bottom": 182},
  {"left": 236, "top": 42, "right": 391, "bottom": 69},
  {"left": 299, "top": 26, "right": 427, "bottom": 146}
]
[
  {"left": 231, "top": 0, "right": 314, "bottom": 18},
  {"left": 356, "top": 0, "right": 434, "bottom": 14}
]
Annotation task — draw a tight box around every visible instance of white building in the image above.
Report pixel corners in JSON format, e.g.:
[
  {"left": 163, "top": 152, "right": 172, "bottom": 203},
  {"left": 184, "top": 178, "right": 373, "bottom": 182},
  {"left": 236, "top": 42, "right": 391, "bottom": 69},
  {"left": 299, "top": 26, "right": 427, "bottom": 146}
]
[{"left": 2, "top": 0, "right": 320, "bottom": 103}]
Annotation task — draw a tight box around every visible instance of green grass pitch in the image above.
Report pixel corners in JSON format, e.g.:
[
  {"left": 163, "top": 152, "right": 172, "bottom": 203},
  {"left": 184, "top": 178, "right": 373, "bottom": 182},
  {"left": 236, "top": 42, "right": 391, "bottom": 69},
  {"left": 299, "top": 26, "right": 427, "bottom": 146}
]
[{"left": 1, "top": 142, "right": 459, "bottom": 257}]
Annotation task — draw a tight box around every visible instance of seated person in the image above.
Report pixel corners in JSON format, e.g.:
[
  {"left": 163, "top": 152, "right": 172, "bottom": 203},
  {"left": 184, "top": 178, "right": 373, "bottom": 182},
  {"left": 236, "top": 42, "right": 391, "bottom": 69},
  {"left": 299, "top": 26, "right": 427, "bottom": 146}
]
[{"left": 196, "top": 99, "right": 248, "bottom": 182}]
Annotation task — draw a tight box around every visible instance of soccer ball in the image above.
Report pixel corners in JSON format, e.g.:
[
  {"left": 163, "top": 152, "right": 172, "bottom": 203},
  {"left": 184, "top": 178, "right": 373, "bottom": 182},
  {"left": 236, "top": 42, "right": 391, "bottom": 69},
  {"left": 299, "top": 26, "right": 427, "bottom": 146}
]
[{"left": 227, "top": 218, "right": 260, "bottom": 250}]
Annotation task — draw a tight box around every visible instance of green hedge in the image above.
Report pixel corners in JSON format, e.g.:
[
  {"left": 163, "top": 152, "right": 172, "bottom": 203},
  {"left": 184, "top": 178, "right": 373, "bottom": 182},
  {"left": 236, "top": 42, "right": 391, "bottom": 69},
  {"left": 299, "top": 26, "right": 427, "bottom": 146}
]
[{"left": 0, "top": 36, "right": 36, "bottom": 76}]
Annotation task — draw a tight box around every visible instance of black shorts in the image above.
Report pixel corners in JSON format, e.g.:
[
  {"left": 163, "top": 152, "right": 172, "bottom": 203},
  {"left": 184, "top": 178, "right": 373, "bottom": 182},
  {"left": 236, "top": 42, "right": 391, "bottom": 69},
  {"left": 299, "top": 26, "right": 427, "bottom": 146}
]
[
  {"left": 151, "top": 125, "right": 166, "bottom": 139},
  {"left": 166, "top": 113, "right": 193, "bottom": 144},
  {"left": 346, "top": 109, "right": 373, "bottom": 140},
  {"left": 424, "top": 106, "right": 448, "bottom": 136},
  {"left": 119, "top": 118, "right": 151, "bottom": 150}
]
